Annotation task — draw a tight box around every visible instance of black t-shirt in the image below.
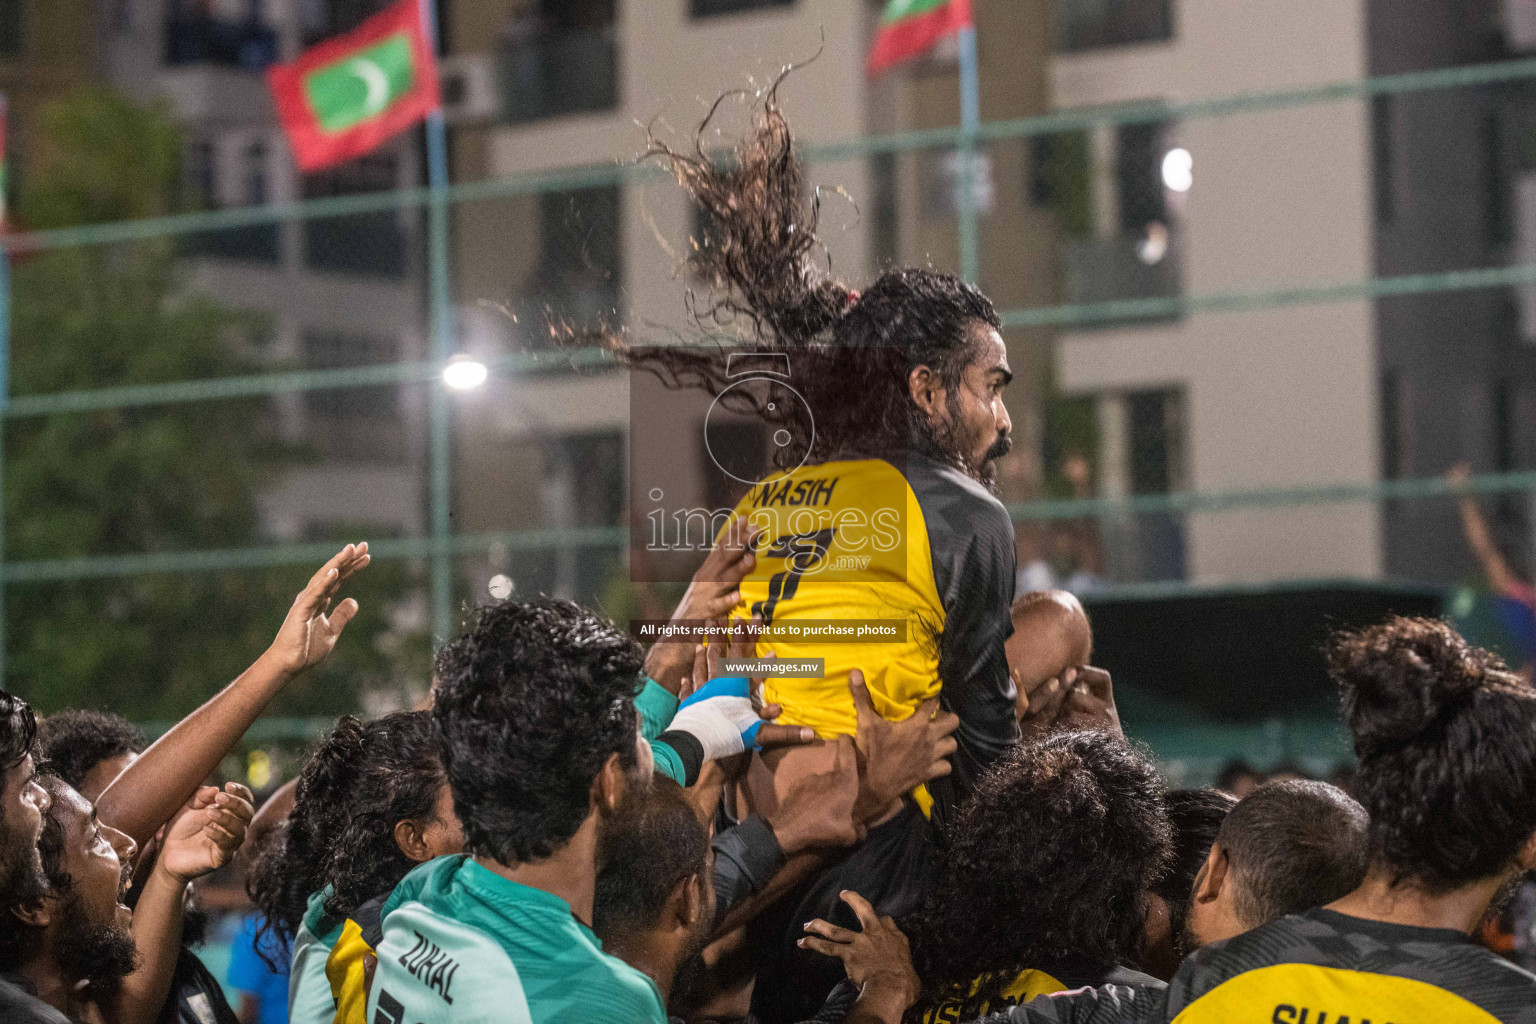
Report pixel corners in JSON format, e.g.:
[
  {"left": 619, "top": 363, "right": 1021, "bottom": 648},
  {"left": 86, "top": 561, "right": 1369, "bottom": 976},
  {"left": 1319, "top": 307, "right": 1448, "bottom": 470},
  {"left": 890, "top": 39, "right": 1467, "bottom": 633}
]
[
  {"left": 750, "top": 802, "right": 939, "bottom": 1024},
  {"left": 158, "top": 948, "right": 240, "bottom": 1024},
  {"left": 0, "top": 973, "right": 71, "bottom": 1024}
]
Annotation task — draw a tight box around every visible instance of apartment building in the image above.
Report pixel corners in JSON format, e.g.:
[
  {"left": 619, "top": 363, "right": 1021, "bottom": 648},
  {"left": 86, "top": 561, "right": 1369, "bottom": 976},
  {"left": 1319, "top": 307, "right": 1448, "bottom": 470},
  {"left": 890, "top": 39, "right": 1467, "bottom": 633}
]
[
  {"left": 100, "top": 0, "right": 430, "bottom": 543},
  {"left": 1048, "top": 0, "right": 1536, "bottom": 588}
]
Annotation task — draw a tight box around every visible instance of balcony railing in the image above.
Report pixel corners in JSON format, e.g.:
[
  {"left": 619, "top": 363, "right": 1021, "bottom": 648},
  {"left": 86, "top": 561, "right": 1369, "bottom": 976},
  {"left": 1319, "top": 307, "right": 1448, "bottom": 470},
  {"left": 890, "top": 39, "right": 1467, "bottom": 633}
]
[
  {"left": 1064, "top": 229, "right": 1181, "bottom": 320},
  {"left": 500, "top": 25, "right": 618, "bottom": 124},
  {"left": 1056, "top": 0, "right": 1173, "bottom": 53},
  {"left": 165, "top": 17, "right": 279, "bottom": 70}
]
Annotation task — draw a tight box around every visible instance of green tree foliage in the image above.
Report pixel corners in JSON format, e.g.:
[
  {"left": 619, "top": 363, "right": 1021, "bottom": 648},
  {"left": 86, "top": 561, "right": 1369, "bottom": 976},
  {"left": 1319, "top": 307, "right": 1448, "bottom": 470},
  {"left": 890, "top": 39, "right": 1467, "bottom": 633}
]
[{"left": 3, "top": 88, "right": 429, "bottom": 721}]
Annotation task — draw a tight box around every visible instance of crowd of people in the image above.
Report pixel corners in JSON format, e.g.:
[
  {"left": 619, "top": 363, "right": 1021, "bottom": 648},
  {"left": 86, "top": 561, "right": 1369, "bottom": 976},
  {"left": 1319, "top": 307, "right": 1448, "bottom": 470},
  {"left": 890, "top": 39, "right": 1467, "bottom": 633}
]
[{"left": 5, "top": 85, "right": 1536, "bottom": 1024}]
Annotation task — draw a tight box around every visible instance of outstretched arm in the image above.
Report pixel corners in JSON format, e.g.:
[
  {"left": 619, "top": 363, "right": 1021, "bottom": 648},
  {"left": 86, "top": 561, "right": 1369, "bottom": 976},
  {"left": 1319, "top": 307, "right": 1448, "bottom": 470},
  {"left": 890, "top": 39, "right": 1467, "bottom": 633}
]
[
  {"left": 1450, "top": 463, "right": 1520, "bottom": 594},
  {"left": 97, "top": 544, "right": 369, "bottom": 847},
  {"left": 644, "top": 518, "right": 760, "bottom": 695},
  {"left": 96, "top": 784, "right": 254, "bottom": 1024}
]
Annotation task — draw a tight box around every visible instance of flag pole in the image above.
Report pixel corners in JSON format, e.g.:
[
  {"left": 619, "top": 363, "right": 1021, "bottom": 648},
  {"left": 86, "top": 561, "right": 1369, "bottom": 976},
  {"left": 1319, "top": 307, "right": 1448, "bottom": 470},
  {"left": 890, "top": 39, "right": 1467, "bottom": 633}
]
[
  {"left": 418, "top": 0, "right": 454, "bottom": 645},
  {"left": 957, "top": 20, "right": 980, "bottom": 285}
]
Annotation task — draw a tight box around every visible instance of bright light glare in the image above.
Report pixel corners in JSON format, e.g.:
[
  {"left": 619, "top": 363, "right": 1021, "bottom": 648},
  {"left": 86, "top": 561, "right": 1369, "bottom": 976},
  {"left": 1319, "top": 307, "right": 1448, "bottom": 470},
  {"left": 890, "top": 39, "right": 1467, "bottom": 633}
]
[
  {"left": 443, "top": 354, "right": 488, "bottom": 390},
  {"left": 1162, "top": 148, "right": 1193, "bottom": 192}
]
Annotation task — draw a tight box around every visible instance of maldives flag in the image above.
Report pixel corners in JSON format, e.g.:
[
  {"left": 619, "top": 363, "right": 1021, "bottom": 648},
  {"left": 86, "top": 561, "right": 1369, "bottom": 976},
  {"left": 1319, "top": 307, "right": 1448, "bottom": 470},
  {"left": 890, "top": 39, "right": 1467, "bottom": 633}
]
[
  {"left": 867, "top": 0, "right": 974, "bottom": 76},
  {"left": 267, "top": 0, "right": 440, "bottom": 172}
]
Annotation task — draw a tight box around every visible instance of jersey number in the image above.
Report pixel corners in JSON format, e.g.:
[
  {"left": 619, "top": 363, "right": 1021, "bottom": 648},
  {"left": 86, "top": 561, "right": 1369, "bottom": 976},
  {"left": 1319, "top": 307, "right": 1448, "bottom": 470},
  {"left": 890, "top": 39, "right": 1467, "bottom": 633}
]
[
  {"left": 752, "top": 528, "right": 835, "bottom": 625},
  {"left": 373, "top": 989, "right": 422, "bottom": 1024}
]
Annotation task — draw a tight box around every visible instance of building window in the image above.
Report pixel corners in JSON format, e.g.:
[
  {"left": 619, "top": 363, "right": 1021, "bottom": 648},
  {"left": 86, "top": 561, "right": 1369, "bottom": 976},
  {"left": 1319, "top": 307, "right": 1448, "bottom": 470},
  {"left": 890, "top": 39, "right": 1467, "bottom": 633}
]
[
  {"left": 243, "top": 140, "right": 269, "bottom": 206},
  {"left": 1372, "top": 95, "right": 1395, "bottom": 227},
  {"left": 690, "top": 0, "right": 794, "bottom": 17},
  {"left": 535, "top": 430, "right": 625, "bottom": 603},
  {"left": 500, "top": 0, "right": 617, "bottom": 123},
  {"left": 1380, "top": 368, "right": 1404, "bottom": 480},
  {"left": 1127, "top": 389, "right": 1184, "bottom": 495},
  {"left": 1483, "top": 112, "right": 1512, "bottom": 250},
  {"left": 1029, "top": 131, "right": 1093, "bottom": 237},
  {"left": 1116, "top": 121, "right": 1167, "bottom": 233},
  {"left": 531, "top": 185, "right": 621, "bottom": 326},
  {"left": 1055, "top": 0, "right": 1172, "bottom": 53},
  {"left": 0, "top": 0, "right": 23, "bottom": 58},
  {"left": 165, "top": 0, "right": 278, "bottom": 69},
  {"left": 303, "top": 154, "right": 409, "bottom": 277},
  {"left": 1125, "top": 388, "right": 1185, "bottom": 581},
  {"left": 870, "top": 152, "right": 899, "bottom": 269},
  {"left": 1058, "top": 116, "right": 1181, "bottom": 319},
  {"left": 301, "top": 330, "right": 405, "bottom": 459},
  {"left": 180, "top": 138, "right": 280, "bottom": 263},
  {"left": 301, "top": 0, "right": 391, "bottom": 45}
]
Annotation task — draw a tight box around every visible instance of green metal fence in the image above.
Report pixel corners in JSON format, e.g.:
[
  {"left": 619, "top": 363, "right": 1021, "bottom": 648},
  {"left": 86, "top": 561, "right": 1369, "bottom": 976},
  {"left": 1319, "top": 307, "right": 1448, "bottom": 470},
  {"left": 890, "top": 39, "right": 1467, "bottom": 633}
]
[{"left": 13, "top": 55, "right": 1536, "bottom": 747}]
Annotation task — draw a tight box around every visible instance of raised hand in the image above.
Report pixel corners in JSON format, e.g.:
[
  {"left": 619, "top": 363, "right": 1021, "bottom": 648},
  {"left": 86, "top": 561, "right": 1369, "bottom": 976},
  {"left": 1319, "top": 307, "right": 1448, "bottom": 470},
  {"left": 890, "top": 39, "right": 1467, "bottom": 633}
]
[
  {"left": 849, "top": 670, "right": 959, "bottom": 825},
  {"left": 1054, "top": 665, "right": 1123, "bottom": 737},
  {"left": 157, "top": 783, "right": 255, "bottom": 884},
  {"left": 1018, "top": 667, "right": 1074, "bottom": 742},
  {"left": 644, "top": 518, "right": 761, "bottom": 694},
  {"left": 265, "top": 543, "right": 370, "bottom": 677},
  {"left": 800, "top": 890, "right": 921, "bottom": 1023}
]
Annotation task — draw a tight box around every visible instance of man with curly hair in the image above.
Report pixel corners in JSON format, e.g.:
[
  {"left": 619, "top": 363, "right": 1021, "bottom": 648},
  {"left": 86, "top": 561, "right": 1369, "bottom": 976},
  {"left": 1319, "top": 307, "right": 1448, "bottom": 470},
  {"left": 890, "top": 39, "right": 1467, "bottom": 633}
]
[
  {"left": 895, "top": 731, "right": 1171, "bottom": 1023},
  {"left": 36, "top": 711, "right": 144, "bottom": 803},
  {"left": 366, "top": 599, "right": 666, "bottom": 1024}
]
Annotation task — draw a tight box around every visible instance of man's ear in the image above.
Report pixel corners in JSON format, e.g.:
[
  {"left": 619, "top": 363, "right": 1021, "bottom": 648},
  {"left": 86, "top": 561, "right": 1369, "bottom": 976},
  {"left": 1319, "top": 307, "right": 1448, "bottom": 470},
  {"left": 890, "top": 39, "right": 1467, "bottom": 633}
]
[
  {"left": 667, "top": 873, "right": 704, "bottom": 934},
  {"left": 11, "top": 898, "right": 49, "bottom": 929},
  {"left": 1192, "top": 843, "right": 1229, "bottom": 905},
  {"left": 1516, "top": 830, "right": 1536, "bottom": 872},
  {"left": 593, "top": 752, "right": 626, "bottom": 814},
  {"left": 908, "top": 365, "right": 942, "bottom": 420},
  {"left": 394, "top": 818, "right": 434, "bottom": 864}
]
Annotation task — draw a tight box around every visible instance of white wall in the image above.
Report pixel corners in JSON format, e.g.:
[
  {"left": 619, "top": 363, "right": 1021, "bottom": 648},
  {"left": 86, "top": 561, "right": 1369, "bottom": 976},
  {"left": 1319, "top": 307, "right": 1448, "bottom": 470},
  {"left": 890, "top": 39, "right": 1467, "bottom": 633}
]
[{"left": 1052, "top": 0, "right": 1381, "bottom": 583}]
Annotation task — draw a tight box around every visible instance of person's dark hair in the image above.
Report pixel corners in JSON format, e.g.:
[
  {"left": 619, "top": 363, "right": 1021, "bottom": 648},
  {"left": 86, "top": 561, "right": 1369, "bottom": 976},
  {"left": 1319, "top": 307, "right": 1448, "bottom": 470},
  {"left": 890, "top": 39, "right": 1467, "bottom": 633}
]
[
  {"left": 37, "top": 711, "right": 145, "bottom": 793},
  {"left": 433, "top": 598, "right": 642, "bottom": 866},
  {"left": 904, "top": 731, "right": 1172, "bottom": 1021},
  {"left": 1155, "top": 789, "right": 1236, "bottom": 942},
  {"left": 1214, "top": 759, "right": 1262, "bottom": 795},
  {"left": 593, "top": 779, "right": 710, "bottom": 942},
  {"left": 0, "top": 691, "right": 37, "bottom": 774},
  {"left": 248, "top": 711, "right": 446, "bottom": 963},
  {"left": 1216, "top": 779, "right": 1368, "bottom": 927},
  {"left": 1330, "top": 616, "right": 1536, "bottom": 891},
  {"left": 0, "top": 691, "right": 45, "bottom": 917},
  {"left": 606, "top": 77, "right": 1003, "bottom": 480}
]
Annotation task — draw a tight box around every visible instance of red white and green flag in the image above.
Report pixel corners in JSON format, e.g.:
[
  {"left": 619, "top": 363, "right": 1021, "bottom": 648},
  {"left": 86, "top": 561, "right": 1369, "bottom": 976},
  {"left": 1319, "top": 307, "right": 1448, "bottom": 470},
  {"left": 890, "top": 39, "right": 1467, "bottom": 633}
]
[
  {"left": 867, "top": 0, "right": 974, "bottom": 76},
  {"left": 267, "top": 0, "right": 440, "bottom": 172}
]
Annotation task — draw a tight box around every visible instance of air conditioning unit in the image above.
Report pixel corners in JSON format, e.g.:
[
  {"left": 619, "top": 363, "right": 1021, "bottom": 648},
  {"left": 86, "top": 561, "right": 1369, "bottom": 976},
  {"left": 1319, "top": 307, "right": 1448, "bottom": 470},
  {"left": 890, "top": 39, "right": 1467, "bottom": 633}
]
[
  {"left": 1505, "top": 0, "right": 1536, "bottom": 51},
  {"left": 439, "top": 54, "right": 500, "bottom": 124}
]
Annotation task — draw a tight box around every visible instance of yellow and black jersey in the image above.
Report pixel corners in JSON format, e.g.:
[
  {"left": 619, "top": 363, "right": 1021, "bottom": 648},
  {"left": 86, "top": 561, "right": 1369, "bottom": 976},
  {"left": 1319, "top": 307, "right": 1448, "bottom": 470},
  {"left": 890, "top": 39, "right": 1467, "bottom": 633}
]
[
  {"left": 727, "top": 453, "right": 1018, "bottom": 822},
  {"left": 324, "top": 893, "right": 386, "bottom": 1024},
  {"left": 992, "top": 909, "right": 1536, "bottom": 1024},
  {"left": 920, "top": 962, "right": 1161, "bottom": 1024}
]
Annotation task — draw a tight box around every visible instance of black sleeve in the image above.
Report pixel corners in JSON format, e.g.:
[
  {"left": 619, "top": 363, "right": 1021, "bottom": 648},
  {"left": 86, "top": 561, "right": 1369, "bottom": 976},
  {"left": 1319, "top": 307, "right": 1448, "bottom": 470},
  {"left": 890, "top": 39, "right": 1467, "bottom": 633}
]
[
  {"left": 906, "top": 454, "right": 1020, "bottom": 817},
  {"left": 967, "top": 983, "right": 1166, "bottom": 1024},
  {"left": 710, "top": 814, "right": 785, "bottom": 919},
  {"left": 799, "top": 979, "right": 860, "bottom": 1024},
  {"left": 354, "top": 893, "right": 389, "bottom": 950},
  {"left": 655, "top": 729, "right": 705, "bottom": 787}
]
